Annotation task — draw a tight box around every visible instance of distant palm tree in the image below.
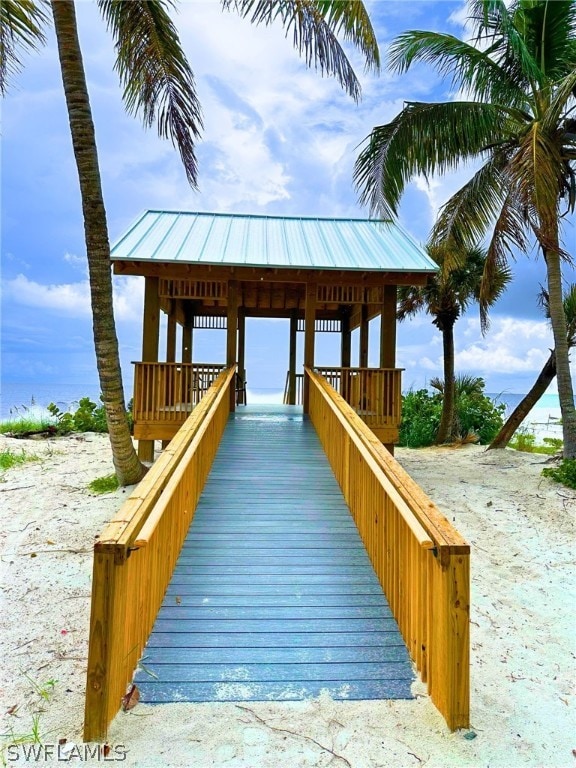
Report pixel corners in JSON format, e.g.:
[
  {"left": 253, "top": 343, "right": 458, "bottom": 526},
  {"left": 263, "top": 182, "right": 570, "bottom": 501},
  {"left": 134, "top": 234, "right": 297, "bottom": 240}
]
[
  {"left": 354, "top": 0, "right": 576, "bottom": 458},
  {"left": 397, "top": 245, "right": 510, "bottom": 443},
  {"left": 489, "top": 284, "right": 576, "bottom": 449},
  {"left": 1, "top": 0, "right": 379, "bottom": 484}
]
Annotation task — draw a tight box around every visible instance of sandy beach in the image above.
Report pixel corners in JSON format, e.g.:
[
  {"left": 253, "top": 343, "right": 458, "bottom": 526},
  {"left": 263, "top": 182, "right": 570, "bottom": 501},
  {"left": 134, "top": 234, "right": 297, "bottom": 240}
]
[{"left": 1, "top": 432, "right": 574, "bottom": 767}]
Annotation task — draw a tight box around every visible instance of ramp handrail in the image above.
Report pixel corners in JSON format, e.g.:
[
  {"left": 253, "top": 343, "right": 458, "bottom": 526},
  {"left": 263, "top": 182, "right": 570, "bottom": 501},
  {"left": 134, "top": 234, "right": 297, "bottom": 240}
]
[
  {"left": 306, "top": 367, "right": 470, "bottom": 731},
  {"left": 84, "top": 367, "right": 236, "bottom": 742}
]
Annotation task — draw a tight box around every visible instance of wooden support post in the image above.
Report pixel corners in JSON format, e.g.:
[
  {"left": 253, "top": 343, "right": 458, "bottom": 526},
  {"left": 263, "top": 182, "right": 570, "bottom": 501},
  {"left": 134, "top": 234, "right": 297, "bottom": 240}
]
[
  {"left": 181, "top": 305, "right": 193, "bottom": 363},
  {"left": 429, "top": 551, "right": 470, "bottom": 731},
  {"left": 288, "top": 310, "right": 298, "bottom": 405},
  {"left": 359, "top": 304, "right": 369, "bottom": 367},
  {"left": 380, "top": 284, "right": 397, "bottom": 453},
  {"left": 227, "top": 280, "right": 238, "bottom": 411},
  {"left": 139, "top": 277, "right": 160, "bottom": 462},
  {"left": 84, "top": 550, "right": 128, "bottom": 742},
  {"left": 238, "top": 308, "right": 246, "bottom": 386},
  {"left": 182, "top": 324, "right": 192, "bottom": 364},
  {"left": 380, "top": 284, "right": 397, "bottom": 368},
  {"left": 303, "top": 283, "right": 317, "bottom": 413},
  {"left": 341, "top": 311, "right": 351, "bottom": 368},
  {"left": 166, "top": 314, "right": 176, "bottom": 363}
]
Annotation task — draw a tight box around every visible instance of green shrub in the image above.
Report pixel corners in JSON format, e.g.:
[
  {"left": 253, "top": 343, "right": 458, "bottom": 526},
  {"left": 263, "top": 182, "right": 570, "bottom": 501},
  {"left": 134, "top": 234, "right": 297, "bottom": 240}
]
[
  {"left": 399, "top": 389, "right": 442, "bottom": 448},
  {"left": 456, "top": 391, "right": 505, "bottom": 445},
  {"left": 48, "top": 397, "right": 108, "bottom": 434},
  {"left": 542, "top": 459, "right": 576, "bottom": 489},
  {"left": 399, "top": 381, "right": 505, "bottom": 448}
]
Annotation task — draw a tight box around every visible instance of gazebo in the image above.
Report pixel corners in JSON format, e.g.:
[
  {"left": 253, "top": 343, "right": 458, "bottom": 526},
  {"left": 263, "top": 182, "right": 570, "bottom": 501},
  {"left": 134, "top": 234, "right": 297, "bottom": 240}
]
[{"left": 111, "top": 210, "right": 437, "bottom": 458}]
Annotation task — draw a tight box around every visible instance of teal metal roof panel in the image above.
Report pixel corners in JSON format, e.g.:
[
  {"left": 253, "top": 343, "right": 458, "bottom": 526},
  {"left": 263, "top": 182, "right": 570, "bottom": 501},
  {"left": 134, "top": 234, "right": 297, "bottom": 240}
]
[{"left": 111, "top": 210, "right": 437, "bottom": 273}]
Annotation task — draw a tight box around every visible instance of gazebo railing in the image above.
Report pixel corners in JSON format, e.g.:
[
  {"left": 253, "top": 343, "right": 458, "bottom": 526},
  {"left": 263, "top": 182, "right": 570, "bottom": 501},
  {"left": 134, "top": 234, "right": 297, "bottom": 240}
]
[{"left": 132, "top": 362, "right": 226, "bottom": 439}]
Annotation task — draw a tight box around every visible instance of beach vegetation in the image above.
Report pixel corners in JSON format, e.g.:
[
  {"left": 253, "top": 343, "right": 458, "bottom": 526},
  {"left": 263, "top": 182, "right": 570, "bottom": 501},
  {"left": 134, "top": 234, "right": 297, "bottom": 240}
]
[
  {"left": 0, "top": 417, "right": 55, "bottom": 436},
  {"left": 542, "top": 458, "right": 576, "bottom": 489},
  {"left": 399, "top": 378, "right": 505, "bottom": 448},
  {"left": 47, "top": 398, "right": 108, "bottom": 435},
  {"left": 398, "top": 247, "right": 510, "bottom": 444},
  {"left": 355, "top": 0, "right": 576, "bottom": 459},
  {"left": 1, "top": 0, "right": 379, "bottom": 486},
  {"left": 509, "top": 431, "right": 563, "bottom": 455},
  {"left": 0, "top": 448, "right": 40, "bottom": 472},
  {"left": 88, "top": 473, "right": 120, "bottom": 494}
]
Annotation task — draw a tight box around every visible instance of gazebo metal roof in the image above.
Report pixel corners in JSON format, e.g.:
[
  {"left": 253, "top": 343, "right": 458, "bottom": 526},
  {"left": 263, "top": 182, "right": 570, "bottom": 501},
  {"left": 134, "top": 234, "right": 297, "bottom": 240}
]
[{"left": 111, "top": 210, "right": 437, "bottom": 274}]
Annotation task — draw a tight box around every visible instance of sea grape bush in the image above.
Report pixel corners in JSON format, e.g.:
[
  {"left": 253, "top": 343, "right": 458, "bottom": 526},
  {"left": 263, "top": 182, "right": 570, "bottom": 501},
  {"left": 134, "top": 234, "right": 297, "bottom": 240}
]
[
  {"left": 47, "top": 397, "right": 108, "bottom": 434},
  {"left": 399, "top": 384, "right": 505, "bottom": 448}
]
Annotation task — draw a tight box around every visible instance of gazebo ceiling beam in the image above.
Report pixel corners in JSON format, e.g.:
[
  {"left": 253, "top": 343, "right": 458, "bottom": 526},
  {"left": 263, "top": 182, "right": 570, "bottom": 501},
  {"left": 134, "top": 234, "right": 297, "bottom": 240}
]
[{"left": 113, "top": 261, "right": 431, "bottom": 288}]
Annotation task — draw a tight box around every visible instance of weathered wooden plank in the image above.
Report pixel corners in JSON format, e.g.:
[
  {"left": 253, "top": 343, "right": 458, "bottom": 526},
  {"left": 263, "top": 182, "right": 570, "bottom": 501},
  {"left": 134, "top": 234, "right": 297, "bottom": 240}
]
[
  {"left": 134, "top": 679, "right": 414, "bottom": 702},
  {"left": 146, "top": 631, "right": 404, "bottom": 648},
  {"left": 142, "top": 646, "right": 409, "bottom": 664},
  {"left": 136, "top": 662, "right": 412, "bottom": 683},
  {"left": 153, "top": 618, "right": 400, "bottom": 633},
  {"left": 161, "top": 593, "right": 385, "bottom": 606},
  {"left": 156, "top": 605, "right": 393, "bottom": 620}
]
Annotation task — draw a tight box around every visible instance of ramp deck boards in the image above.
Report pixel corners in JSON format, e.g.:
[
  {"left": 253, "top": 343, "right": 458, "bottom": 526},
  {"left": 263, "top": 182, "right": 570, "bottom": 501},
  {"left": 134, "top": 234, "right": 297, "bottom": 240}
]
[{"left": 134, "top": 405, "right": 414, "bottom": 702}]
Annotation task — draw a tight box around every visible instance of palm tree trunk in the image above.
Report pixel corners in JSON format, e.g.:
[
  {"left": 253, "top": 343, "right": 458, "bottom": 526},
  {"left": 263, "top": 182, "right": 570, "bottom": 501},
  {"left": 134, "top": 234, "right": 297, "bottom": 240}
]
[
  {"left": 544, "top": 238, "right": 576, "bottom": 459},
  {"left": 488, "top": 352, "right": 557, "bottom": 449},
  {"left": 50, "top": 0, "right": 145, "bottom": 485},
  {"left": 436, "top": 320, "right": 456, "bottom": 444}
]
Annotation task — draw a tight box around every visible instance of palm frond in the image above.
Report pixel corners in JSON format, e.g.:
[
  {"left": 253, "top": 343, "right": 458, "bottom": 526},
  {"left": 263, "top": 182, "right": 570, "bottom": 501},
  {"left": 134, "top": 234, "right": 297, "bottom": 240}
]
[
  {"left": 539, "top": 282, "right": 576, "bottom": 347},
  {"left": 513, "top": 0, "right": 576, "bottom": 82},
  {"left": 223, "top": 0, "right": 379, "bottom": 102},
  {"left": 430, "top": 155, "right": 510, "bottom": 252},
  {"left": 388, "top": 30, "right": 529, "bottom": 110},
  {"left": 311, "top": 0, "right": 380, "bottom": 72},
  {"left": 544, "top": 69, "right": 576, "bottom": 133},
  {"left": 354, "top": 100, "right": 513, "bottom": 218},
  {"left": 0, "top": 0, "right": 47, "bottom": 95},
  {"left": 396, "top": 285, "right": 426, "bottom": 321},
  {"left": 470, "top": 0, "right": 543, "bottom": 94},
  {"left": 97, "top": 0, "right": 203, "bottom": 188},
  {"left": 506, "top": 121, "right": 566, "bottom": 251}
]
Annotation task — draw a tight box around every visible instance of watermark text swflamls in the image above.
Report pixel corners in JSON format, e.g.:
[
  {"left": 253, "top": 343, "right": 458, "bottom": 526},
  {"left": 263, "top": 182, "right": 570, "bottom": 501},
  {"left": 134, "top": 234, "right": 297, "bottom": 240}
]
[{"left": 5, "top": 743, "right": 128, "bottom": 762}]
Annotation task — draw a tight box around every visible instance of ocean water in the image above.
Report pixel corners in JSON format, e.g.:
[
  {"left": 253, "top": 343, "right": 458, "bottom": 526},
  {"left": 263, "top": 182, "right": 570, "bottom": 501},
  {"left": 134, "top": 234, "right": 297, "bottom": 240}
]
[{"left": 1, "top": 379, "right": 565, "bottom": 438}]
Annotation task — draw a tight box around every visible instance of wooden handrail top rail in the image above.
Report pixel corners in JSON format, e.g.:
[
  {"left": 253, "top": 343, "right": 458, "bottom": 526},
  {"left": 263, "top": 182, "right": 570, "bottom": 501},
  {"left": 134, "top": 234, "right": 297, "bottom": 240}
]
[
  {"left": 96, "top": 367, "right": 236, "bottom": 560},
  {"left": 315, "top": 366, "right": 405, "bottom": 373},
  {"left": 306, "top": 367, "right": 469, "bottom": 554},
  {"left": 133, "top": 374, "right": 232, "bottom": 548},
  {"left": 131, "top": 361, "right": 226, "bottom": 367}
]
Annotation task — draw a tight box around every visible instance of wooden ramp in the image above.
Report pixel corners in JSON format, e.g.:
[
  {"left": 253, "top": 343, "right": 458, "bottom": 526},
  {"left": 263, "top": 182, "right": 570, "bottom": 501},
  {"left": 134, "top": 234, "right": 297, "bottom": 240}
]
[{"left": 134, "top": 405, "right": 414, "bottom": 702}]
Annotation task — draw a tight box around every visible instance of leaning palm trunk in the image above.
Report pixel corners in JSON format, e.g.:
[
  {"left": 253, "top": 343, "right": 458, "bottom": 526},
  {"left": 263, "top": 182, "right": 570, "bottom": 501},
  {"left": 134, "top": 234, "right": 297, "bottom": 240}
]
[
  {"left": 51, "top": 0, "right": 145, "bottom": 485},
  {"left": 488, "top": 352, "right": 557, "bottom": 450}
]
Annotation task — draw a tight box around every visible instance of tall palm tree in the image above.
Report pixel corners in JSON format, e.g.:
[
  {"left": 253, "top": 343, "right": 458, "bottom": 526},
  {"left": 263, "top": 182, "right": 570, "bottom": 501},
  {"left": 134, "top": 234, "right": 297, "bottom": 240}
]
[
  {"left": 1, "top": 0, "right": 379, "bottom": 485},
  {"left": 354, "top": 0, "right": 576, "bottom": 458},
  {"left": 489, "top": 284, "right": 576, "bottom": 449},
  {"left": 397, "top": 245, "right": 510, "bottom": 443}
]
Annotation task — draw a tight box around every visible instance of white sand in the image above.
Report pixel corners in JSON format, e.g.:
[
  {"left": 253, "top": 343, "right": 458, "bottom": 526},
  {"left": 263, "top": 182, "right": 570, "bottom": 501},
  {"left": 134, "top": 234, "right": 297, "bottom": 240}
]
[{"left": 1, "top": 433, "right": 574, "bottom": 767}]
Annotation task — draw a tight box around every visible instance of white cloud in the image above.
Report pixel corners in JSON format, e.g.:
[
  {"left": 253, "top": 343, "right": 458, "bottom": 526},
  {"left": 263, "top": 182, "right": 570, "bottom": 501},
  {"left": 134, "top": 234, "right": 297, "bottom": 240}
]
[{"left": 3, "top": 274, "right": 143, "bottom": 323}]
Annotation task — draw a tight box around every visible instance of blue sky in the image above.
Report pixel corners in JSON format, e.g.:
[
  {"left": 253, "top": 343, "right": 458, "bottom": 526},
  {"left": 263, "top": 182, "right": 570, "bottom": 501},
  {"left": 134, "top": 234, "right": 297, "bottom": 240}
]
[{"left": 1, "top": 0, "right": 575, "bottom": 413}]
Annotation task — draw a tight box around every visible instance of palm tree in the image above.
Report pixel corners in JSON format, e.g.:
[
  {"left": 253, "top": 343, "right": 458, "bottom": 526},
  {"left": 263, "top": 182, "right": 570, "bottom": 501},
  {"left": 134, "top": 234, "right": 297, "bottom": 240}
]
[
  {"left": 354, "top": 0, "right": 576, "bottom": 458},
  {"left": 397, "top": 245, "right": 510, "bottom": 443},
  {"left": 1, "top": 0, "right": 379, "bottom": 484},
  {"left": 489, "top": 284, "right": 576, "bottom": 449}
]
